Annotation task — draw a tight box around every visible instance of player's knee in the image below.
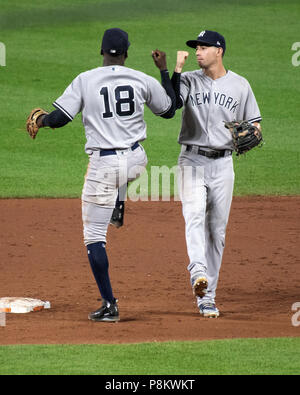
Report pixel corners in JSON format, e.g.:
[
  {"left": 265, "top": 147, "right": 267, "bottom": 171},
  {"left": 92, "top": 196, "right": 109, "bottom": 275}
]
[
  {"left": 83, "top": 218, "right": 108, "bottom": 245},
  {"left": 185, "top": 211, "right": 206, "bottom": 229},
  {"left": 209, "top": 225, "right": 226, "bottom": 246},
  {"left": 82, "top": 202, "right": 111, "bottom": 246},
  {"left": 84, "top": 226, "right": 107, "bottom": 246}
]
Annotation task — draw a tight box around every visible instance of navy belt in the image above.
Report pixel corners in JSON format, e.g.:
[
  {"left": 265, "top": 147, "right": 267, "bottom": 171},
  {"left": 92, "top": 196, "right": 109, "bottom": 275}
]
[
  {"left": 100, "top": 142, "right": 140, "bottom": 157},
  {"left": 185, "top": 145, "right": 232, "bottom": 159}
]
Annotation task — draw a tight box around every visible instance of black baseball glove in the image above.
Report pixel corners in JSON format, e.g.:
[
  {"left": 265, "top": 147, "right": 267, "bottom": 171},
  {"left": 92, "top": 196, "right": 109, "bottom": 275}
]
[{"left": 224, "top": 120, "right": 263, "bottom": 156}]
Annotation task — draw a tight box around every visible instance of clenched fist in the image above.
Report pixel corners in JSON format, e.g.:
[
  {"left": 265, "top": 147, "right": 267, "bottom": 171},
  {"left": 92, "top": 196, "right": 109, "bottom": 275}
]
[
  {"left": 152, "top": 49, "right": 167, "bottom": 71},
  {"left": 175, "top": 51, "right": 189, "bottom": 73}
]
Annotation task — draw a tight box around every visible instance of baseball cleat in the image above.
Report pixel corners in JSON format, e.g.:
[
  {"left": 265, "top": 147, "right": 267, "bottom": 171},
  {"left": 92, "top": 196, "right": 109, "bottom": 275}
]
[
  {"left": 88, "top": 299, "right": 120, "bottom": 322},
  {"left": 193, "top": 277, "right": 208, "bottom": 298},
  {"left": 199, "top": 303, "right": 219, "bottom": 318}
]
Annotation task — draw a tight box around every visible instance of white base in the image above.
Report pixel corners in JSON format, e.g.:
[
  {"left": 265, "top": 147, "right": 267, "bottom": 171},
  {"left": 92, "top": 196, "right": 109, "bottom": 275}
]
[{"left": 0, "top": 297, "right": 51, "bottom": 314}]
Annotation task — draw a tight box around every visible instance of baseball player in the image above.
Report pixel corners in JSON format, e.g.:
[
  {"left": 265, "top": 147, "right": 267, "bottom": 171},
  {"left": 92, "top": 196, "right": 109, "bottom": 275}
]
[
  {"left": 26, "top": 28, "right": 176, "bottom": 322},
  {"left": 171, "top": 30, "right": 262, "bottom": 318}
]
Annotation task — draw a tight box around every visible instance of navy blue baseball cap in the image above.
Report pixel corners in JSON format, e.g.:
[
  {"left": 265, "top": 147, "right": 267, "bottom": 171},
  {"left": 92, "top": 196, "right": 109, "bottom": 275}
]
[
  {"left": 101, "top": 28, "right": 130, "bottom": 55},
  {"left": 186, "top": 30, "right": 226, "bottom": 54}
]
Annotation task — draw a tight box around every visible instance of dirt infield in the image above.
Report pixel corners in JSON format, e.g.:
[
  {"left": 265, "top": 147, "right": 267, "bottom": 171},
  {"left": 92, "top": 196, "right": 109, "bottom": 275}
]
[{"left": 0, "top": 197, "right": 299, "bottom": 345}]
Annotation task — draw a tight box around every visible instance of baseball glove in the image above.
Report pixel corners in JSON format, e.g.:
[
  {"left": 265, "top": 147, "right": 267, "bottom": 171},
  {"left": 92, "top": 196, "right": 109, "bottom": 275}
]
[
  {"left": 224, "top": 120, "right": 263, "bottom": 156},
  {"left": 26, "top": 108, "right": 48, "bottom": 139}
]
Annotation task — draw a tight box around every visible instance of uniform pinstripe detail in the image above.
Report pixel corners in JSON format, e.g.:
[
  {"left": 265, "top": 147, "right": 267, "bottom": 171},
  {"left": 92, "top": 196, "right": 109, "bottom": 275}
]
[
  {"left": 53, "top": 101, "right": 73, "bottom": 121},
  {"left": 248, "top": 116, "right": 262, "bottom": 123}
]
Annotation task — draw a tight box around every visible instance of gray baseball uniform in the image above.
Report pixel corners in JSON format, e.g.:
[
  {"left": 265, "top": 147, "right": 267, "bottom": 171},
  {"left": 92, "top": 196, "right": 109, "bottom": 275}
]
[
  {"left": 54, "top": 65, "right": 172, "bottom": 245},
  {"left": 179, "top": 69, "right": 261, "bottom": 149},
  {"left": 177, "top": 69, "right": 261, "bottom": 307},
  {"left": 54, "top": 65, "right": 172, "bottom": 152}
]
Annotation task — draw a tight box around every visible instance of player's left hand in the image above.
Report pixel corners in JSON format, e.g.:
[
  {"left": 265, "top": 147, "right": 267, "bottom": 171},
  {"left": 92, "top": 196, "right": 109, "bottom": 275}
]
[
  {"left": 224, "top": 120, "right": 263, "bottom": 156},
  {"left": 152, "top": 49, "right": 167, "bottom": 71},
  {"left": 175, "top": 51, "right": 189, "bottom": 73}
]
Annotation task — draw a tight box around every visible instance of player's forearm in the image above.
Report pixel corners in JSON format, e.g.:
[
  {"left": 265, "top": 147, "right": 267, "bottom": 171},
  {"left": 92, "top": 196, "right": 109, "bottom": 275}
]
[
  {"left": 171, "top": 51, "right": 189, "bottom": 109},
  {"left": 40, "top": 109, "right": 71, "bottom": 128},
  {"left": 175, "top": 64, "right": 184, "bottom": 73},
  {"left": 160, "top": 70, "right": 176, "bottom": 119},
  {"left": 171, "top": 72, "right": 183, "bottom": 109}
]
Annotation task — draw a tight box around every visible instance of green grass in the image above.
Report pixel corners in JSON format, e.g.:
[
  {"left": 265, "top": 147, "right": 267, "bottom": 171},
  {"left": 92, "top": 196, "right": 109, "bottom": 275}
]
[
  {"left": 0, "top": 338, "right": 299, "bottom": 375},
  {"left": 0, "top": 0, "right": 299, "bottom": 197}
]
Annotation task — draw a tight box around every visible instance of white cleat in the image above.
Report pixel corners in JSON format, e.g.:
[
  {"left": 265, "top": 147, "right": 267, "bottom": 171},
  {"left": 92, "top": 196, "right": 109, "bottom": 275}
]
[{"left": 199, "top": 303, "right": 220, "bottom": 318}]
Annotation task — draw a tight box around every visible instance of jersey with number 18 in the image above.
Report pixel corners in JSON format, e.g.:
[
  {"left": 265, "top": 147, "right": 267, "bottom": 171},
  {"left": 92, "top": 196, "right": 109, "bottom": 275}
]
[{"left": 53, "top": 65, "right": 172, "bottom": 153}]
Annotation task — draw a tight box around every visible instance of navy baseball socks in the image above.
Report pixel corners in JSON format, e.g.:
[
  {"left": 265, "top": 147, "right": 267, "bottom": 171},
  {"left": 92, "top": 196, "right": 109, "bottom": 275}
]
[{"left": 87, "top": 242, "right": 120, "bottom": 322}]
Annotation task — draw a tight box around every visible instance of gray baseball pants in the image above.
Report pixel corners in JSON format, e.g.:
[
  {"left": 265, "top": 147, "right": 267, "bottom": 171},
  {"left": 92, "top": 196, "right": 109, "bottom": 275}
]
[
  {"left": 82, "top": 145, "right": 147, "bottom": 246},
  {"left": 178, "top": 145, "right": 234, "bottom": 306}
]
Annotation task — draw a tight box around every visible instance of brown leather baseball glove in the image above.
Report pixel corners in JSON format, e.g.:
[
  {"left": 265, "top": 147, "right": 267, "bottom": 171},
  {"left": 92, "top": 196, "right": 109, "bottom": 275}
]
[
  {"left": 224, "top": 120, "right": 263, "bottom": 156},
  {"left": 26, "top": 108, "right": 48, "bottom": 139}
]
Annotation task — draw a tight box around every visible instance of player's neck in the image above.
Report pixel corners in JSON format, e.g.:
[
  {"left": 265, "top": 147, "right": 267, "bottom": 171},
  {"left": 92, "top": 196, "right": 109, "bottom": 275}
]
[
  {"left": 102, "top": 54, "right": 126, "bottom": 67},
  {"left": 103, "top": 59, "right": 125, "bottom": 67},
  {"left": 202, "top": 63, "right": 227, "bottom": 80}
]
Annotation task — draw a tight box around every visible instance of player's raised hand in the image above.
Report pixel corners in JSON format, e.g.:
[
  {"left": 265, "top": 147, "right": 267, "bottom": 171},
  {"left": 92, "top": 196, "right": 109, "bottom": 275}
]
[
  {"left": 175, "top": 51, "right": 189, "bottom": 73},
  {"left": 152, "top": 49, "right": 167, "bottom": 71}
]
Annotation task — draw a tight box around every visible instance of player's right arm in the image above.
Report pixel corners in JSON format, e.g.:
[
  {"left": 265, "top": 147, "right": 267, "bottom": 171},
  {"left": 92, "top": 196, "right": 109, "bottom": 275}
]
[
  {"left": 171, "top": 51, "right": 189, "bottom": 109},
  {"left": 149, "top": 49, "right": 176, "bottom": 119},
  {"left": 175, "top": 51, "right": 189, "bottom": 73}
]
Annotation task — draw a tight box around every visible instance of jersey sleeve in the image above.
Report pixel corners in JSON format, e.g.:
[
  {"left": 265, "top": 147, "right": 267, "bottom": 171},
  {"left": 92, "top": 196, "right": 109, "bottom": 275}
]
[
  {"left": 180, "top": 72, "right": 190, "bottom": 104},
  {"left": 53, "top": 74, "right": 83, "bottom": 121},
  {"left": 145, "top": 76, "right": 172, "bottom": 116},
  {"left": 243, "top": 82, "right": 262, "bottom": 123}
]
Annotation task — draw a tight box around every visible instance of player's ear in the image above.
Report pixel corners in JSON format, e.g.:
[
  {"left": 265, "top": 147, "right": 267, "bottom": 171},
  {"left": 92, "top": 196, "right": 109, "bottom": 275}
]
[{"left": 217, "top": 47, "right": 223, "bottom": 58}]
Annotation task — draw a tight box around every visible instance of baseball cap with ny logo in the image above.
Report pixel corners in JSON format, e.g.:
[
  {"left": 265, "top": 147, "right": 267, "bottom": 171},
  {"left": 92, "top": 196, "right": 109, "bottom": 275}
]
[{"left": 186, "top": 30, "right": 226, "bottom": 54}]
